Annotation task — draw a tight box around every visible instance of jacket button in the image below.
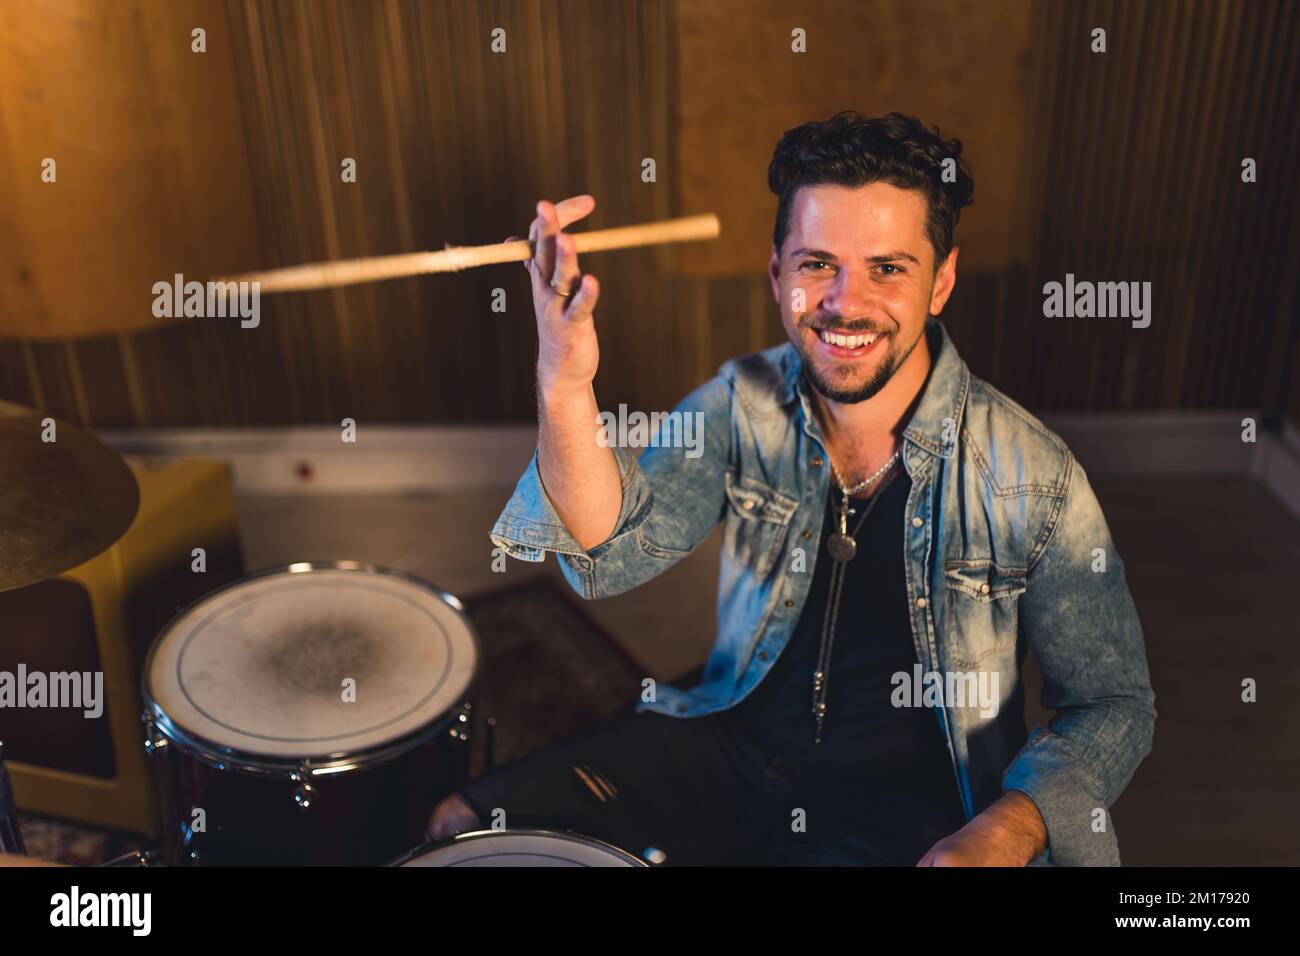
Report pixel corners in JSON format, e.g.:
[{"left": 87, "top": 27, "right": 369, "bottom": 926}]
[
  {"left": 784, "top": 599, "right": 794, "bottom": 608},
  {"left": 811, "top": 456, "right": 824, "bottom": 467},
  {"left": 802, "top": 530, "right": 812, "bottom": 539},
  {"left": 980, "top": 583, "right": 990, "bottom": 594},
  {"left": 742, "top": 500, "right": 755, "bottom": 510},
  {"left": 915, "top": 596, "right": 928, "bottom": 608},
  {"left": 911, "top": 516, "right": 924, "bottom": 528},
  {"left": 758, "top": 651, "right": 768, "bottom": 661}
]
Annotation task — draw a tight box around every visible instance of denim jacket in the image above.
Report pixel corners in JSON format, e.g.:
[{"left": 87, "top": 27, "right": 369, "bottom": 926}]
[{"left": 490, "top": 316, "right": 1156, "bottom": 866}]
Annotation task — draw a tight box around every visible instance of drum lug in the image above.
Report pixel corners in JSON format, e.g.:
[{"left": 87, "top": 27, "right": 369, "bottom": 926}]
[
  {"left": 141, "top": 712, "right": 169, "bottom": 758},
  {"left": 290, "top": 766, "right": 316, "bottom": 811},
  {"left": 450, "top": 701, "right": 471, "bottom": 743}
]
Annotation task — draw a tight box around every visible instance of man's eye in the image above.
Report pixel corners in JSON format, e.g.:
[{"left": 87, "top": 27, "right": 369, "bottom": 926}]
[
  {"left": 799, "top": 260, "right": 832, "bottom": 272},
  {"left": 876, "top": 263, "right": 902, "bottom": 275}
]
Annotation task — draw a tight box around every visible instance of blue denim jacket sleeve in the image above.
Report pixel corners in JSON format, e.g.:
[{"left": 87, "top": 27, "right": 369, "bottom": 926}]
[
  {"left": 489, "top": 375, "right": 734, "bottom": 599},
  {"left": 1002, "top": 454, "right": 1157, "bottom": 866}
]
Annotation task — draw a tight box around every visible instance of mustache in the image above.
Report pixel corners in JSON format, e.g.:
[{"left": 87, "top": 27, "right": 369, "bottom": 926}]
[{"left": 800, "top": 315, "right": 890, "bottom": 335}]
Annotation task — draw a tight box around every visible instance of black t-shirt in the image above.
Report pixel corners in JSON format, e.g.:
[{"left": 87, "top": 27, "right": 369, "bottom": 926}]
[{"left": 724, "top": 466, "right": 966, "bottom": 839}]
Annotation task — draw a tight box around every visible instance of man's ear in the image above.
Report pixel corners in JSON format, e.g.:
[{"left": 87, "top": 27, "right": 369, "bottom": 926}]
[
  {"left": 929, "top": 245, "right": 959, "bottom": 315},
  {"left": 768, "top": 243, "right": 782, "bottom": 301}
]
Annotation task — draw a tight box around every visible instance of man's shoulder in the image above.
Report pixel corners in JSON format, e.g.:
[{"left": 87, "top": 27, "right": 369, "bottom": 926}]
[
  {"left": 963, "top": 373, "right": 1074, "bottom": 497},
  {"left": 715, "top": 342, "right": 799, "bottom": 414}
]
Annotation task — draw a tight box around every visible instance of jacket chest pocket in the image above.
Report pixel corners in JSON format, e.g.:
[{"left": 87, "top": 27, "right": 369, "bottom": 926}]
[
  {"left": 723, "top": 471, "right": 798, "bottom": 579},
  {"left": 941, "top": 559, "right": 1026, "bottom": 668}
]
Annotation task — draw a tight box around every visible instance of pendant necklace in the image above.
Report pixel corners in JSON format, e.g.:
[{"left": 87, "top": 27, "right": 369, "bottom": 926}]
[{"left": 825, "top": 449, "right": 901, "bottom": 563}]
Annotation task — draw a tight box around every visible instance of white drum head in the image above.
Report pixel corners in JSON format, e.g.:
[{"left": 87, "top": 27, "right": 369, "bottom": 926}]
[
  {"left": 145, "top": 565, "right": 477, "bottom": 761},
  {"left": 400, "top": 830, "right": 645, "bottom": 867}
]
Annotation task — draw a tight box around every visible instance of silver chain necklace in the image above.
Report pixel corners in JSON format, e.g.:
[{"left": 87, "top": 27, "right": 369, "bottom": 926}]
[{"left": 825, "top": 450, "right": 901, "bottom": 563}]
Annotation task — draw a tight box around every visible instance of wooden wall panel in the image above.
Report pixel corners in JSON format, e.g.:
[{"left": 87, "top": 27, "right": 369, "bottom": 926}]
[
  {"left": 1012, "top": 0, "right": 1300, "bottom": 413},
  {"left": 71, "top": 337, "right": 135, "bottom": 430},
  {"left": 0, "top": 0, "right": 262, "bottom": 340},
  {"left": 0, "top": 0, "right": 1296, "bottom": 426},
  {"left": 676, "top": 0, "right": 1038, "bottom": 276}
]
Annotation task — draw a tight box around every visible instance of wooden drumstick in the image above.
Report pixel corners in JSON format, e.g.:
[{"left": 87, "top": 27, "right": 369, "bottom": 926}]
[{"left": 218, "top": 212, "right": 720, "bottom": 294}]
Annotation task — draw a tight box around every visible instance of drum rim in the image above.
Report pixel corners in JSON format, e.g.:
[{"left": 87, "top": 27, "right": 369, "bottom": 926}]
[
  {"left": 389, "top": 828, "right": 649, "bottom": 868},
  {"left": 140, "top": 560, "right": 480, "bottom": 776}
]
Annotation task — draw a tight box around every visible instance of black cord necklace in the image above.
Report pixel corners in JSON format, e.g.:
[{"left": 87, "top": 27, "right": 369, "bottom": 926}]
[{"left": 811, "top": 461, "right": 900, "bottom": 743}]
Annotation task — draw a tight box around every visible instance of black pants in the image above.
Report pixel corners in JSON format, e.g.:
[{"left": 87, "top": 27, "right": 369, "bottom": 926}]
[{"left": 458, "top": 708, "right": 959, "bottom": 866}]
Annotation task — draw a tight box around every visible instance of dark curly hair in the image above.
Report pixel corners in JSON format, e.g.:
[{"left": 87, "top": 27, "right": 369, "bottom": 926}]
[{"left": 768, "top": 111, "right": 975, "bottom": 272}]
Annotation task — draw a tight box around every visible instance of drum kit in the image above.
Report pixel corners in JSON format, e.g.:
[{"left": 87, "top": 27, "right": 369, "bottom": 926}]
[
  {"left": 395, "top": 829, "right": 645, "bottom": 867},
  {"left": 0, "top": 402, "right": 648, "bottom": 868}
]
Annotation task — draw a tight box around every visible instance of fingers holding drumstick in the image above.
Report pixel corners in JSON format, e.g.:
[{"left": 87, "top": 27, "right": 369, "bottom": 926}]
[
  {"left": 506, "top": 195, "right": 599, "bottom": 320},
  {"left": 526, "top": 197, "right": 603, "bottom": 393},
  {"left": 554, "top": 239, "right": 600, "bottom": 324},
  {"left": 531, "top": 197, "right": 598, "bottom": 320},
  {"left": 546, "top": 230, "right": 599, "bottom": 325}
]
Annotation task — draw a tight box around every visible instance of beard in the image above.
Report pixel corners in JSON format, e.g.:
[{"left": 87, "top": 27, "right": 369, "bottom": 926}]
[{"left": 794, "top": 317, "right": 926, "bottom": 404}]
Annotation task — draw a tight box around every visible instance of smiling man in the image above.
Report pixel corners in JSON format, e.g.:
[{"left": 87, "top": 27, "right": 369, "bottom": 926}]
[{"left": 429, "top": 111, "right": 1156, "bottom": 866}]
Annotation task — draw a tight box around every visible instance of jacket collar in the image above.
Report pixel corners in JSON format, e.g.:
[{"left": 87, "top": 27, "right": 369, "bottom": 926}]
[{"left": 779, "top": 315, "right": 970, "bottom": 460}]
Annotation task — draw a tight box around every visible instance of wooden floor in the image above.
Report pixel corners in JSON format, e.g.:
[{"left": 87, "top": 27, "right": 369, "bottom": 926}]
[
  {"left": 1096, "top": 478, "right": 1300, "bottom": 866},
  {"left": 237, "top": 476, "right": 1300, "bottom": 866}
]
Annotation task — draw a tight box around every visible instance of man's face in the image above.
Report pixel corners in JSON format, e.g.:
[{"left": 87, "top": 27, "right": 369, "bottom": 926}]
[{"left": 769, "top": 182, "right": 957, "bottom": 404}]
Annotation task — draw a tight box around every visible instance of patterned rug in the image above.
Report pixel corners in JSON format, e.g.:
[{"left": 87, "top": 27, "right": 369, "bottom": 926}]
[
  {"left": 460, "top": 576, "right": 646, "bottom": 777},
  {"left": 15, "top": 576, "right": 644, "bottom": 865},
  {"left": 13, "top": 812, "right": 148, "bottom": 866}
]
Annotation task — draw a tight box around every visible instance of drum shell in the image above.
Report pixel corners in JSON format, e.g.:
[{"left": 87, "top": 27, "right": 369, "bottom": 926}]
[{"left": 155, "top": 722, "right": 468, "bottom": 866}]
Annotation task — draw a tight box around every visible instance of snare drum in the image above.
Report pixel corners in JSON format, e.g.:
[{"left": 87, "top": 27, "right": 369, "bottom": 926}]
[
  {"left": 393, "top": 829, "right": 647, "bottom": 867},
  {"left": 142, "top": 562, "right": 478, "bottom": 866}
]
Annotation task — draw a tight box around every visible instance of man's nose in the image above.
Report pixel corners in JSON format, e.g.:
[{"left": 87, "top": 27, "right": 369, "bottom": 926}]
[{"left": 821, "top": 268, "right": 876, "bottom": 318}]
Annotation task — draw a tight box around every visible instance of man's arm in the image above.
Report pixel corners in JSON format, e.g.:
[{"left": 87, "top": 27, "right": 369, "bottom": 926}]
[
  {"left": 538, "top": 383, "right": 620, "bottom": 551},
  {"left": 492, "top": 375, "right": 733, "bottom": 599},
  {"left": 916, "top": 791, "right": 1046, "bottom": 866},
  {"left": 920, "top": 452, "right": 1154, "bottom": 866},
  {"left": 1001, "top": 452, "right": 1156, "bottom": 865},
  {"left": 490, "top": 196, "right": 732, "bottom": 598},
  {"left": 524, "top": 196, "right": 623, "bottom": 551}
]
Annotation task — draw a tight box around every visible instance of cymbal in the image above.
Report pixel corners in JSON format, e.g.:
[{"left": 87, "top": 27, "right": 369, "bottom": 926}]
[{"left": 0, "top": 402, "right": 139, "bottom": 592}]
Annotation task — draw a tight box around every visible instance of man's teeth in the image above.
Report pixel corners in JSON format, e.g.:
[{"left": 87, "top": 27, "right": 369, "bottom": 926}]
[{"left": 818, "top": 329, "right": 880, "bottom": 349}]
